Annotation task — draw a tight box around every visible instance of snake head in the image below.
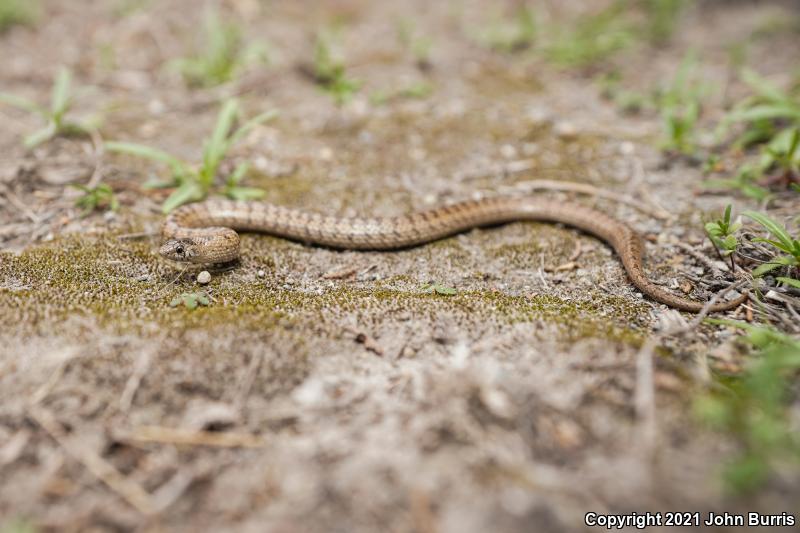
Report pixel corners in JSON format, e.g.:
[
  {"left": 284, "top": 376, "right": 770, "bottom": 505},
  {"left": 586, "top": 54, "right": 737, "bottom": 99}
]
[{"left": 159, "top": 239, "right": 200, "bottom": 262}]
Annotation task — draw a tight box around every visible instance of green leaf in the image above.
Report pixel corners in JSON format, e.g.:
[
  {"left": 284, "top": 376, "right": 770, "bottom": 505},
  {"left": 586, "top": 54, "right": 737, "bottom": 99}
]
[
  {"left": 226, "top": 162, "right": 249, "bottom": 185},
  {"left": 202, "top": 99, "right": 240, "bottom": 181},
  {"left": 170, "top": 296, "right": 182, "bottom": 307},
  {"left": 162, "top": 181, "right": 204, "bottom": 213},
  {"left": 50, "top": 67, "right": 72, "bottom": 120},
  {"left": 434, "top": 285, "right": 457, "bottom": 295},
  {"left": 743, "top": 211, "right": 795, "bottom": 252},
  {"left": 740, "top": 68, "right": 791, "bottom": 104},
  {"left": 776, "top": 277, "right": 800, "bottom": 289},
  {"left": 0, "top": 92, "right": 45, "bottom": 116},
  {"left": 106, "top": 141, "right": 189, "bottom": 176},
  {"left": 225, "top": 186, "right": 266, "bottom": 200},
  {"left": 23, "top": 123, "right": 56, "bottom": 148},
  {"left": 752, "top": 256, "right": 794, "bottom": 277},
  {"left": 183, "top": 294, "right": 198, "bottom": 310},
  {"left": 228, "top": 109, "right": 279, "bottom": 147},
  {"left": 196, "top": 292, "right": 210, "bottom": 306},
  {"left": 726, "top": 104, "right": 800, "bottom": 124}
]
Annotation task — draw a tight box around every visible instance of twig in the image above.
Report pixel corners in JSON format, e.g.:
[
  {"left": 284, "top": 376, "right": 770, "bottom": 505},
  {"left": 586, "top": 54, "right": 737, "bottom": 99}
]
[
  {"left": 119, "top": 349, "right": 153, "bottom": 413},
  {"left": 85, "top": 127, "right": 105, "bottom": 190},
  {"left": 123, "top": 426, "right": 265, "bottom": 448},
  {"left": 29, "top": 407, "right": 157, "bottom": 515},
  {"left": 675, "top": 242, "right": 722, "bottom": 278}
]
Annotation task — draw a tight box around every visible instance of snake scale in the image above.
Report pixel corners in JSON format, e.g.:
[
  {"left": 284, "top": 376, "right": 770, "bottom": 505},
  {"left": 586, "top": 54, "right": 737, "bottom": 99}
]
[{"left": 160, "top": 197, "right": 748, "bottom": 313}]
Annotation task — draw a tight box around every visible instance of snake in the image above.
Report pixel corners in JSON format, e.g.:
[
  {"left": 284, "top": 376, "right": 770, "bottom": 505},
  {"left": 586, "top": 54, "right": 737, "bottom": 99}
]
[{"left": 160, "top": 197, "right": 748, "bottom": 313}]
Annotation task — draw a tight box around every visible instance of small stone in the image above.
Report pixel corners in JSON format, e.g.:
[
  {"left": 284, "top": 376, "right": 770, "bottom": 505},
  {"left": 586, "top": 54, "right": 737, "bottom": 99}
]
[
  {"left": 500, "top": 144, "right": 517, "bottom": 159},
  {"left": 554, "top": 121, "right": 578, "bottom": 140},
  {"left": 619, "top": 141, "right": 635, "bottom": 155},
  {"left": 197, "top": 271, "right": 211, "bottom": 284},
  {"left": 257, "top": 269, "right": 266, "bottom": 278}
]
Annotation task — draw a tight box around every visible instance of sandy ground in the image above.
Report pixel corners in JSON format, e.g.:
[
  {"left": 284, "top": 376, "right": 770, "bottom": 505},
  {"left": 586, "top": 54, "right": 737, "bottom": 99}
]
[{"left": 0, "top": 1, "right": 798, "bottom": 532}]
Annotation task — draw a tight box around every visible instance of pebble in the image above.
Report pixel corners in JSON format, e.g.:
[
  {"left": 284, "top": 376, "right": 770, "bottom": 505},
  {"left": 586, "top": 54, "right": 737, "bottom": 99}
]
[
  {"left": 554, "top": 121, "right": 578, "bottom": 140},
  {"left": 257, "top": 269, "right": 266, "bottom": 278},
  {"left": 197, "top": 271, "right": 211, "bottom": 284},
  {"left": 619, "top": 141, "right": 635, "bottom": 155}
]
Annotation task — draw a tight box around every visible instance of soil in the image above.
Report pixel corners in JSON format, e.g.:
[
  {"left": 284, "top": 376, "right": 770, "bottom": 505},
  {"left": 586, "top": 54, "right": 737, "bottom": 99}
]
[{"left": 0, "top": 1, "right": 798, "bottom": 532}]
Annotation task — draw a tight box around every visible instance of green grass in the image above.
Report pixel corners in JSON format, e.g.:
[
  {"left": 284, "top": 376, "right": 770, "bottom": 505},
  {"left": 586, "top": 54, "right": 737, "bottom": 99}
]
[
  {"left": 475, "top": 5, "right": 537, "bottom": 53},
  {"left": 172, "top": 10, "right": 268, "bottom": 88},
  {"left": 0, "top": 67, "right": 96, "bottom": 149},
  {"left": 396, "top": 17, "right": 434, "bottom": 68},
  {"left": 71, "top": 183, "right": 119, "bottom": 215},
  {"left": 705, "top": 204, "right": 740, "bottom": 271},
  {"left": 370, "top": 81, "right": 433, "bottom": 105},
  {"left": 709, "top": 68, "right": 800, "bottom": 192},
  {"left": 0, "top": 0, "right": 37, "bottom": 33},
  {"left": 544, "top": 1, "right": 634, "bottom": 68},
  {"left": 653, "top": 52, "right": 709, "bottom": 156},
  {"left": 106, "top": 99, "right": 277, "bottom": 212},
  {"left": 311, "top": 30, "right": 361, "bottom": 105},
  {"left": 640, "top": 0, "right": 686, "bottom": 43},
  {"left": 704, "top": 205, "right": 799, "bottom": 287},
  {"left": 743, "top": 210, "right": 800, "bottom": 285},
  {"left": 695, "top": 320, "right": 800, "bottom": 494}
]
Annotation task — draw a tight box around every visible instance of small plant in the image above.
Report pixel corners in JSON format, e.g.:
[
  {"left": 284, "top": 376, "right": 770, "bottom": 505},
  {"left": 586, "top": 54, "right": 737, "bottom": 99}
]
[
  {"left": 723, "top": 69, "right": 800, "bottom": 145},
  {"left": 170, "top": 291, "right": 210, "bottom": 310},
  {"left": 759, "top": 126, "right": 800, "bottom": 181},
  {"left": 654, "top": 52, "right": 707, "bottom": 155},
  {"left": 641, "top": 0, "right": 685, "bottom": 44},
  {"left": 421, "top": 282, "right": 457, "bottom": 295},
  {"left": 312, "top": 30, "right": 360, "bottom": 104},
  {"left": 545, "top": 1, "right": 634, "bottom": 68},
  {"left": 0, "top": 0, "right": 38, "bottom": 33},
  {"left": 106, "top": 99, "right": 277, "bottom": 212},
  {"left": 705, "top": 204, "right": 741, "bottom": 271},
  {"left": 694, "top": 320, "right": 800, "bottom": 494},
  {"left": 71, "top": 183, "right": 119, "bottom": 215},
  {"left": 716, "top": 69, "right": 800, "bottom": 187},
  {"left": 396, "top": 17, "right": 433, "bottom": 68},
  {"left": 596, "top": 71, "right": 649, "bottom": 114},
  {"left": 0, "top": 67, "right": 94, "bottom": 149},
  {"left": 743, "top": 210, "right": 800, "bottom": 285},
  {"left": 172, "top": 11, "right": 268, "bottom": 88},
  {"left": 477, "top": 5, "right": 537, "bottom": 53},
  {"left": 370, "top": 81, "right": 433, "bottom": 105},
  {"left": 702, "top": 163, "right": 771, "bottom": 201}
]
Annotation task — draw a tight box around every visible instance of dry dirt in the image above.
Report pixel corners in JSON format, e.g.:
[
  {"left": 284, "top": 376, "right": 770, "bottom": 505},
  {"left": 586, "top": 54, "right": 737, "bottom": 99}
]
[{"left": 0, "top": 1, "right": 798, "bottom": 532}]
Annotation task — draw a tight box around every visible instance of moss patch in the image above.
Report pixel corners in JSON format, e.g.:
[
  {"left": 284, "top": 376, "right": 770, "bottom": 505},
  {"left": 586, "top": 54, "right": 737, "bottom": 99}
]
[{"left": 0, "top": 233, "right": 647, "bottom": 344}]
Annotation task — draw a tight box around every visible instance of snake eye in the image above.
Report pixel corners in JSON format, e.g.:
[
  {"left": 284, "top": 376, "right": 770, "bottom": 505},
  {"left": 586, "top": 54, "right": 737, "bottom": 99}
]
[{"left": 175, "top": 244, "right": 185, "bottom": 256}]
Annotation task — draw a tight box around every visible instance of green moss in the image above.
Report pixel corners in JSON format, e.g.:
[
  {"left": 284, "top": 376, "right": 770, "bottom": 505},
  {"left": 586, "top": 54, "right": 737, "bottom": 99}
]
[{"left": 0, "top": 233, "right": 646, "bottom": 345}]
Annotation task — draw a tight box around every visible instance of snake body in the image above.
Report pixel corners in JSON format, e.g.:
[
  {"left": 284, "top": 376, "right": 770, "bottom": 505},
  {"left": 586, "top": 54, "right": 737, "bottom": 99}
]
[{"left": 160, "top": 197, "right": 747, "bottom": 312}]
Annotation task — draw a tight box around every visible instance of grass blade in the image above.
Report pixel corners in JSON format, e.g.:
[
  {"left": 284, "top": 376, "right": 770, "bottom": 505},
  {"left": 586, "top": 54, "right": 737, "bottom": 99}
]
[
  {"left": 0, "top": 92, "right": 45, "bottom": 116},
  {"left": 106, "top": 141, "right": 188, "bottom": 175},
  {"left": 23, "top": 123, "right": 56, "bottom": 149},
  {"left": 727, "top": 104, "right": 800, "bottom": 124},
  {"left": 743, "top": 211, "right": 794, "bottom": 251},
  {"left": 228, "top": 109, "right": 278, "bottom": 146},
  {"left": 162, "top": 182, "right": 204, "bottom": 213},
  {"left": 740, "top": 68, "right": 790, "bottom": 104},
  {"left": 203, "top": 99, "right": 239, "bottom": 178},
  {"left": 50, "top": 67, "right": 72, "bottom": 120}
]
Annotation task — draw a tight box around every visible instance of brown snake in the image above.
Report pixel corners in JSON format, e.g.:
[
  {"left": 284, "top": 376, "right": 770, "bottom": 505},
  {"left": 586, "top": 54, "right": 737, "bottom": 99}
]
[{"left": 160, "top": 197, "right": 748, "bottom": 313}]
